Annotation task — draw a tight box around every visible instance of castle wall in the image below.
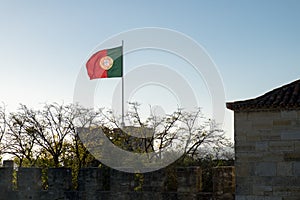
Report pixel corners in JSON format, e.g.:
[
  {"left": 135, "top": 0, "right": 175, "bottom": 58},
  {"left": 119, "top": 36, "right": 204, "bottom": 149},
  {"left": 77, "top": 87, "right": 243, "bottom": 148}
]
[{"left": 0, "top": 163, "right": 235, "bottom": 200}]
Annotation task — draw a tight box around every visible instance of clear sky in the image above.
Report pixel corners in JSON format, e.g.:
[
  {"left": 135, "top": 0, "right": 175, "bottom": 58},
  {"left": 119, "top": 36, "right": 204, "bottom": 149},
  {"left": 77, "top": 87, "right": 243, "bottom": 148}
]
[{"left": 1, "top": 0, "right": 300, "bottom": 140}]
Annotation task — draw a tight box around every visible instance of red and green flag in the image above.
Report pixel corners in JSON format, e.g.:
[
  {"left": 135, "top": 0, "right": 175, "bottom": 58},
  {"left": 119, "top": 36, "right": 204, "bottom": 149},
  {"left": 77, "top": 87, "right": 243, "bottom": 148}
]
[{"left": 86, "top": 46, "right": 123, "bottom": 79}]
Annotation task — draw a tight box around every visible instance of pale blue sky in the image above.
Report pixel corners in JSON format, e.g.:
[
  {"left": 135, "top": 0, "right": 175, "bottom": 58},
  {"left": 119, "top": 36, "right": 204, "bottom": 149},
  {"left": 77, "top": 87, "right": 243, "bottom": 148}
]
[{"left": 1, "top": 1, "right": 300, "bottom": 139}]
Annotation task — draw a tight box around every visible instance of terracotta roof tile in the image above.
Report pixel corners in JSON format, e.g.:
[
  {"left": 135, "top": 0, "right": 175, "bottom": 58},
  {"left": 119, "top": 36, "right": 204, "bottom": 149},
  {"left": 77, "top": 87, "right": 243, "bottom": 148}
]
[{"left": 226, "top": 79, "right": 300, "bottom": 111}]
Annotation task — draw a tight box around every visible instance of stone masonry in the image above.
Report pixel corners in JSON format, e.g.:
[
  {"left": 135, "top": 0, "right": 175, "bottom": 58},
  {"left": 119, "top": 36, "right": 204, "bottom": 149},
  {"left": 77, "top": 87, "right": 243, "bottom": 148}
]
[
  {"left": 227, "top": 79, "right": 300, "bottom": 199},
  {"left": 0, "top": 162, "right": 235, "bottom": 200}
]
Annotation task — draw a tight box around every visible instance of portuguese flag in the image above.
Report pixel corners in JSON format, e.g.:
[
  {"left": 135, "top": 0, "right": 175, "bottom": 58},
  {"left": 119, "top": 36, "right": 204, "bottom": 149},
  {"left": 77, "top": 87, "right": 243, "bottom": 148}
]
[{"left": 86, "top": 46, "right": 123, "bottom": 79}]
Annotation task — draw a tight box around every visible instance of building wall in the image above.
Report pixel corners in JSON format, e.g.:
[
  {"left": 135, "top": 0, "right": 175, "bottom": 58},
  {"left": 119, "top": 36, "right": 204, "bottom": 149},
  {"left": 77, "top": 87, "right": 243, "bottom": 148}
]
[{"left": 234, "top": 110, "right": 300, "bottom": 199}]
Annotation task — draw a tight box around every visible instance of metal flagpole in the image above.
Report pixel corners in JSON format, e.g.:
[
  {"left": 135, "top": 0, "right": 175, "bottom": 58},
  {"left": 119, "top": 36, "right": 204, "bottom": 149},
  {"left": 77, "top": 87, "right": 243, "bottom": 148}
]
[{"left": 121, "top": 40, "right": 125, "bottom": 127}]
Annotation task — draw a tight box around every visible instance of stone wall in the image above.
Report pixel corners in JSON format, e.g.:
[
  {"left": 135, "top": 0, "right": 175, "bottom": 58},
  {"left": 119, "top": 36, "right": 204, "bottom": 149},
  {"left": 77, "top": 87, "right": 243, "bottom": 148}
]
[
  {"left": 213, "top": 166, "right": 235, "bottom": 200},
  {"left": 0, "top": 161, "right": 235, "bottom": 200},
  {"left": 234, "top": 110, "right": 300, "bottom": 199}
]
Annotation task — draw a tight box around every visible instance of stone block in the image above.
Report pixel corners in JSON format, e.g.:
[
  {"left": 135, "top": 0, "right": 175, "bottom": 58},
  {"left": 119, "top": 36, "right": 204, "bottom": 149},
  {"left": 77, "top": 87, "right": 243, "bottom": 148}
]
[
  {"left": 281, "top": 131, "right": 300, "bottom": 140},
  {"left": 177, "top": 167, "right": 202, "bottom": 193},
  {"left": 17, "top": 191, "right": 42, "bottom": 200},
  {"left": 142, "top": 168, "right": 166, "bottom": 192},
  {"left": 235, "top": 195, "right": 248, "bottom": 200},
  {"left": 257, "top": 130, "right": 273, "bottom": 135},
  {"left": 252, "top": 185, "right": 272, "bottom": 196},
  {"left": 293, "top": 162, "right": 300, "bottom": 176},
  {"left": 78, "top": 167, "right": 107, "bottom": 200},
  {"left": 253, "top": 177, "right": 273, "bottom": 186},
  {"left": 64, "top": 191, "right": 79, "bottom": 200},
  {"left": 261, "top": 152, "right": 284, "bottom": 162},
  {"left": 78, "top": 191, "right": 109, "bottom": 200},
  {"left": 298, "top": 111, "right": 300, "bottom": 118},
  {"left": 277, "top": 162, "right": 293, "bottom": 176},
  {"left": 177, "top": 192, "right": 197, "bottom": 200},
  {"left": 235, "top": 163, "right": 255, "bottom": 177},
  {"left": 17, "top": 168, "right": 42, "bottom": 191},
  {"left": 252, "top": 119, "right": 273, "bottom": 130},
  {"left": 236, "top": 196, "right": 265, "bottom": 200},
  {"left": 162, "top": 192, "right": 178, "bottom": 200},
  {"left": 235, "top": 121, "right": 253, "bottom": 132},
  {"left": 213, "top": 166, "right": 235, "bottom": 196},
  {"left": 236, "top": 135, "right": 247, "bottom": 142},
  {"left": 235, "top": 143, "right": 256, "bottom": 152},
  {"left": 281, "top": 111, "right": 297, "bottom": 119},
  {"left": 282, "top": 197, "right": 300, "bottom": 200},
  {"left": 261, "top": 134, "right": 281, "bottom": 141},
  {"left": 0, "top": 191, "right": 17, "bottom": 200},
  {"left": 265, "top": 197, "right": 284, "bottom": 200},
  {"left": 235, "top": 164, "right": 249, "bottom": 178},
  {"left": 3, "top": 160, "right": 14, "bottom": 168},
  {"left": 273, "top": 119, "right": 292, "bottom": 127},
  {"left": 48, "top": 168, "right": 72, "bottom": 191},
  {"left": 259, "top": 132, "right": 277, "bottom": 140},
  {"left": 295, "top": 141, "right": 300, "bottom": 151},
  {"left": 272, "top": 176, "right": 300, "bottom": 187},
  {"left": 255, "top": 162, "right": 276, "bottom": 176},
  {"left": 284, "top": 153, "right": 300, "bottom": 161},
  {"left": 78, "top": 168, "right": 106, "bottom": 192},
  {"left": 235, "top": 177, "right": 253, "bottom": 195},
  {"left": 0, "top": 167, "right": 13, "bottom": 192},
  {"left": 235, "top": 112, "right": 249, "bottom": 121},
  {"left": 246, "top": 135, "right": 261, "bottom": 142},
  {"left": 247, "top": 111, "right": 280, "bottom": 120},
  {"left": 269, "top": 141, "right": 294, "bottom": 151},
  {"left": 255, "top": 142, "right": 269, "bottom": 152},
  {"left": 110, "top": 168, "right": 135, "bottom": 192},
  {"left": 236, "top": 195, "right": 281, "bottom": 200},
  {"left": 236, "top": 152, "right": 263, "bottom": 162},
  {"left": 273, "top": 186, "right": 300, "bottom": 197},
  {"left": 129, "top": 192, "right": 162, "bottom": 200}
]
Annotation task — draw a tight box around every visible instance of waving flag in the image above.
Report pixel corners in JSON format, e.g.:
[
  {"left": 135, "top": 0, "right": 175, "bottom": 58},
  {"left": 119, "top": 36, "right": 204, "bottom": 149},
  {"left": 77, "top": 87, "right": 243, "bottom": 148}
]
[{"left": 86, "top": 46, "right": 123, "bottom": 79}]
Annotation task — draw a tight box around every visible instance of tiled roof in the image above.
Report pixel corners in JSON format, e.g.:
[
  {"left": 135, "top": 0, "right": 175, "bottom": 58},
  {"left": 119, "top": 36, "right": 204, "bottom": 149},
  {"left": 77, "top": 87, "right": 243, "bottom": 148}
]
[{"left": 226, "top": 79, "right": 300, "bottom": 111}]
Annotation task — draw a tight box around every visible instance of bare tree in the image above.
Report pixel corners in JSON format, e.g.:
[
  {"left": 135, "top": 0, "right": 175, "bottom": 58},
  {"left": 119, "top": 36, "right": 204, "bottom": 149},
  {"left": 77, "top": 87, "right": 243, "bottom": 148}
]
[
  {"left": 178, "top": 108, "right": 231, "bottom": 159},
  {"left": 4, "top": 107, "right": 38, "bottom": 167},
  {"left": 0, "top": 104, "right": 7, "bottom": 159},
  {"left": 69, "top": 104, "right": 102, "bottom": 168},
  {"left": 0, "top": 101, "right": 232, "bottom": 169},
  {"left": 21, "top": 103, "right": 76, "bottom": 167},
  {"left": 107, "top": 102, "right": 232, "bottom": 161}
]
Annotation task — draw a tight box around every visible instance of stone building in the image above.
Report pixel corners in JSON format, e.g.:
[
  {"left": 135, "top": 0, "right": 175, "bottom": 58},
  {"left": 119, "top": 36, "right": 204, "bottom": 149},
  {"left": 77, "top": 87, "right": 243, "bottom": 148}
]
[{"left": 227, "top": 79, "right": 300, "bottom": 199}]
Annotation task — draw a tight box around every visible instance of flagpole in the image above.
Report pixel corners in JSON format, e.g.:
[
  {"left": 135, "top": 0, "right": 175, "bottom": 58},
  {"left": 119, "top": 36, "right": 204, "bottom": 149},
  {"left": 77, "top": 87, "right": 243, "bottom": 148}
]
[{"left": 121, "top": 40, "right": 125, "bottom": 127}]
